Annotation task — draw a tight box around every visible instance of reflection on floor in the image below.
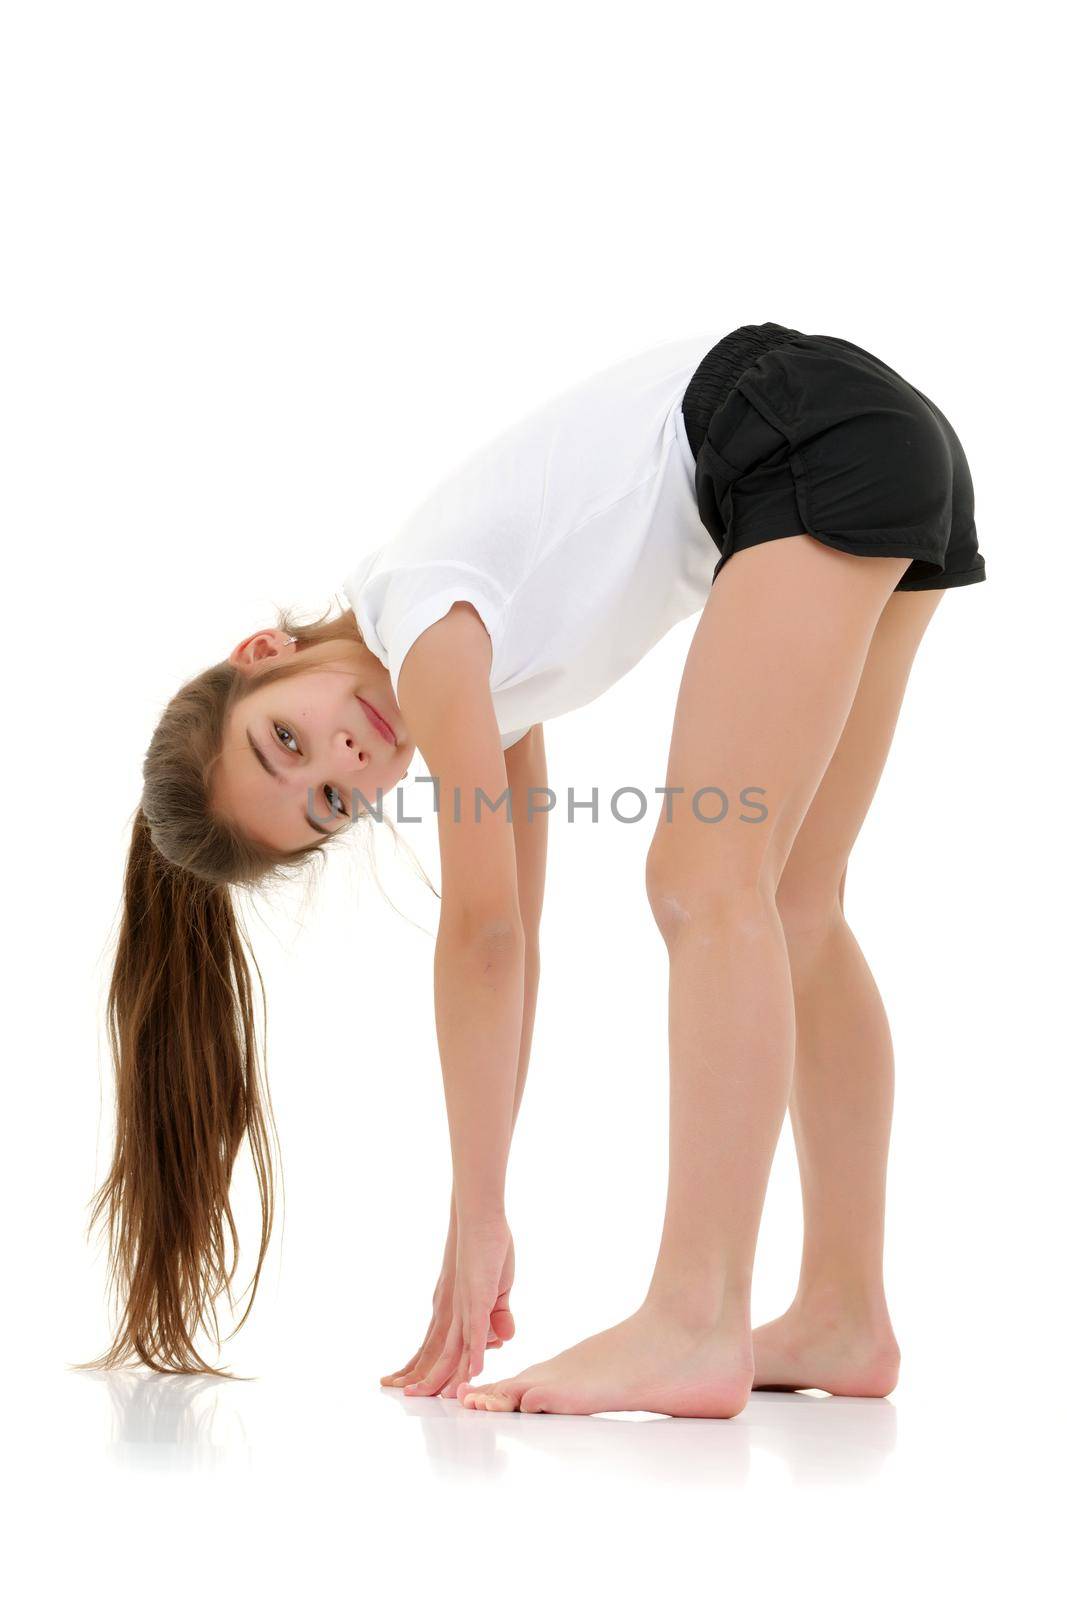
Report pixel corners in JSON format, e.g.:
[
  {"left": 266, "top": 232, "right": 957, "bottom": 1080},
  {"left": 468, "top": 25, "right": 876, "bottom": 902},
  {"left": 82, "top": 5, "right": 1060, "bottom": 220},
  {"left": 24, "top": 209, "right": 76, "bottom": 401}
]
[{"left": 76, "top": 1368, "right": 896, "bottom": 1488}]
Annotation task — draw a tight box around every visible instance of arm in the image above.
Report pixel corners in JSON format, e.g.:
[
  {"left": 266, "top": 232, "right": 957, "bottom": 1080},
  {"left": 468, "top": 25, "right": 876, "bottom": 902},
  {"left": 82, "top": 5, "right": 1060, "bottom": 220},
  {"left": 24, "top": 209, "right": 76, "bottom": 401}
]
[
  {"left": 398, "top": 601, "right": 527, "bottom": 1221},
  {"left": 433, "top": 921, "right": 524, "bottom": 1216},
  {"left": 502, "top": 724, "right": 547, "bottom": 1129},
  {"left": 438, "top": 725, "right": 544, "bottom": 1238},
  {"left": 391, "top": 599, "right": 527, "bottom": 1396},
  {"left": 435, "top": 727, "right": 545, "bottom": 1322}
]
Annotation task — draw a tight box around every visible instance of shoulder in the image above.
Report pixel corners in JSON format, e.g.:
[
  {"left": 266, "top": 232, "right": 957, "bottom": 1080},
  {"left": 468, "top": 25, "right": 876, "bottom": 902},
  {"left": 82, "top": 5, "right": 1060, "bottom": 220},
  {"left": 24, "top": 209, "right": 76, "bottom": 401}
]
[
  {"left": 399, "top": 598, "right": 492, "bottom": 692},
  {"left": 396, "top": 598, "right": 498, "bottom": 766}
]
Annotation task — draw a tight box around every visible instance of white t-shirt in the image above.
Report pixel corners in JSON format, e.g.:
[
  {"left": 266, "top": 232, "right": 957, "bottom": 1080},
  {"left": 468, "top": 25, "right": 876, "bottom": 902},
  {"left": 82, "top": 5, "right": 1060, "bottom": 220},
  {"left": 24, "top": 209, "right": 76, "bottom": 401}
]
[{"left": 342, "top": 330, "right": 722, "bottom": 752}]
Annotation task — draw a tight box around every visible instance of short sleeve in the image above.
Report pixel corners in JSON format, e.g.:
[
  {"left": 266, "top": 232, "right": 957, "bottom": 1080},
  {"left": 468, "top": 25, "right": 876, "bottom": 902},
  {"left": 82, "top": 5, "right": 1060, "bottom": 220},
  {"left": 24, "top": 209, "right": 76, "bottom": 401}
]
[{"left": 348, "top": 559, "right": 510, "bottom": 709}]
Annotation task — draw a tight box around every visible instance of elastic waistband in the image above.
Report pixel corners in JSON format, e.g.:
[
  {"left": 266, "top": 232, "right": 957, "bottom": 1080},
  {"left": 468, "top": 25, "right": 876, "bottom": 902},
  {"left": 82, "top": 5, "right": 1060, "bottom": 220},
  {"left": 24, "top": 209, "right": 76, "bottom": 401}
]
[{"left": 682, "top": 321, "right": 804, "bottom": 460}]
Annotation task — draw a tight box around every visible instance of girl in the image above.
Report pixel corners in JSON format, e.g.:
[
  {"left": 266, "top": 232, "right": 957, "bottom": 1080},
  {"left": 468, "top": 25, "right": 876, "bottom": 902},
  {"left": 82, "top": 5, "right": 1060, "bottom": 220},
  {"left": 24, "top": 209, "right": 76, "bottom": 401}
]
[{"left": 83, "top": 321, "right": 986, "bottom": 1416}]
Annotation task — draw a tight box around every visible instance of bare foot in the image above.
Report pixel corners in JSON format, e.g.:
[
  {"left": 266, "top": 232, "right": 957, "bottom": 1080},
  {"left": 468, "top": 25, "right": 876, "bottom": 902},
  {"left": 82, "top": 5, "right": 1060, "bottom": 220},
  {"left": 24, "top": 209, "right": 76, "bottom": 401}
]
[
  {"left": 456, "top": 1305, "right": 753, "bottom": 1418},
  {"left": 753, "top": 1308, "right": 901, "bottom": 1397}
]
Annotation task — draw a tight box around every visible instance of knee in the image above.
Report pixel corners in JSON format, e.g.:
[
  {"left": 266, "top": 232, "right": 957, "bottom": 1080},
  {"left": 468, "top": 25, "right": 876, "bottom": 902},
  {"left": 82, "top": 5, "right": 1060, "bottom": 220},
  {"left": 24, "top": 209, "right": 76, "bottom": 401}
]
[
  {"left": 775, "top": 867, "right": 848, "bottom": 944},
  {"left": 645, "top": 845, "right": 777, "bottom": 945}
]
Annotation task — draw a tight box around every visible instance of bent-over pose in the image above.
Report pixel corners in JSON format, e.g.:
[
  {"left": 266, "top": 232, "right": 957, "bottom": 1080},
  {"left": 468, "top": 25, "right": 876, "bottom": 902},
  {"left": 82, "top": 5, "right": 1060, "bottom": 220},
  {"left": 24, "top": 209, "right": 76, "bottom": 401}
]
[{"left": 83, "top": 322, "right": 986, "bottom": 1417}]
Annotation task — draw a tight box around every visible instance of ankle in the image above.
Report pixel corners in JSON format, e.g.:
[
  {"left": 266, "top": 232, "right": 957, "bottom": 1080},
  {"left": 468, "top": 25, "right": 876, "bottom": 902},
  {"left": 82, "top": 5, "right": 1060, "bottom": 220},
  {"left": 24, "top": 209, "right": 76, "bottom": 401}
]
[
  {"left": 642, "top": 1278, "right": 752, "bottom": 1337},
  {"left": 789, "top": 1284, "right": 897, "bottom": 1340}
]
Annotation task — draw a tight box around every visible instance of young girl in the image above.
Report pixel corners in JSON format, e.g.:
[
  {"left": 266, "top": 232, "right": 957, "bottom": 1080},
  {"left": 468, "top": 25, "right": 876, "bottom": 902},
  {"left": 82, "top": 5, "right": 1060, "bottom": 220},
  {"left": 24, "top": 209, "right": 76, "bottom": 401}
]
[{"left": 84, "top": 321, "right": 986, "bottom": 1417}]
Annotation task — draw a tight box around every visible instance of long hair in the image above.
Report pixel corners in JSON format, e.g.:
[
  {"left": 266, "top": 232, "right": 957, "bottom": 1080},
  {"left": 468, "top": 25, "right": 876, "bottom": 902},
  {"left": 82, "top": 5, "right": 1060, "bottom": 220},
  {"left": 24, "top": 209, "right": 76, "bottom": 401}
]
[{"left": 76, "top": 603, "right": 379, "bottom": 1377}]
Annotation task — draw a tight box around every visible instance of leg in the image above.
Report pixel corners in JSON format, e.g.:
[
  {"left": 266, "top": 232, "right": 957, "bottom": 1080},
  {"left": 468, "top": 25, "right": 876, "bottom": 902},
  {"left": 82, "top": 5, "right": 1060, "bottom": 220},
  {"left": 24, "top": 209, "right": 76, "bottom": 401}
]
[
  {"left": 756, "top": 586, "right": 943, "bottom": 1395},
  {"left": 460, "top": 535, "right": 910, "bottom": 1418}
]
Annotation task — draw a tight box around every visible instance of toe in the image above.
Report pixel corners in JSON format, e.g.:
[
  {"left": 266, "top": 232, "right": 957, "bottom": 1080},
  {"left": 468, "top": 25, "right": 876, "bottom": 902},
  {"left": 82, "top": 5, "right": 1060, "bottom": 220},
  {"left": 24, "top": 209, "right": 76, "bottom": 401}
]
[
  {"left": 519, "top": 1386, "right": 593, "bottom": 1415},
  {"left": 460, "top": 1378, "right": 526, "bottom": 1413},
  {"left": 482, "top": 1390, "right": 522, "bottom": 1411},
  {"left": 459, "top": 1382, "right": 498, "bottom": 1410}
]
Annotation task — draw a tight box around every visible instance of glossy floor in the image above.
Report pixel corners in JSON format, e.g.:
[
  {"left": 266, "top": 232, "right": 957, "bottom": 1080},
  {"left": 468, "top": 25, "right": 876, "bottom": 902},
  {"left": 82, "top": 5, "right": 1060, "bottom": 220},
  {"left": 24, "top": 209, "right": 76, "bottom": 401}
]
[{"left": 14, "top": 1359, "right": 1059, "bottom": 1596}]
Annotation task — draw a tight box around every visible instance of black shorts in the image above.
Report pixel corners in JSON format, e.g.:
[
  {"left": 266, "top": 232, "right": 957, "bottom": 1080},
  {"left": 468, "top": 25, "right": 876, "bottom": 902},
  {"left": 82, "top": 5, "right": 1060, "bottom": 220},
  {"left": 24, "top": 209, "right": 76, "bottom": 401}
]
[{"left": 681, "top": 322, "right": 987, "bottom": 591}]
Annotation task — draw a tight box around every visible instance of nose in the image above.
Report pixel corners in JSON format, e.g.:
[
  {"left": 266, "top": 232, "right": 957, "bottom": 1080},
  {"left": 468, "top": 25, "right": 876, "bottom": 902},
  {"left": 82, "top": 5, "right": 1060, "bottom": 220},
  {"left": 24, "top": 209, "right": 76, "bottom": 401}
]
[{"left": 335, "top": 727, "right": 369, "bottom": 772}]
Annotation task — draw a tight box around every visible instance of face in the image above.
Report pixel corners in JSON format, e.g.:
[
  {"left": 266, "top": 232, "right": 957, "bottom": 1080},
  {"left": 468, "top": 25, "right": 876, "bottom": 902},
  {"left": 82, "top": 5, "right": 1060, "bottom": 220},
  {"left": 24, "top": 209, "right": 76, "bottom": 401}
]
[{"left": 212, "top": 629, "right": 412, "bottom": 850}]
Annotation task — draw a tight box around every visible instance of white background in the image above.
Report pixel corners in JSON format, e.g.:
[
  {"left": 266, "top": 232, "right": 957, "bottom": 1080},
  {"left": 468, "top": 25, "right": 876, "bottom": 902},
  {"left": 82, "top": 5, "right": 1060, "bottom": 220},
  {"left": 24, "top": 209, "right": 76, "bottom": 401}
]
[{"left": 3, "top": 1, "right": 1062, "bottom": 1593}]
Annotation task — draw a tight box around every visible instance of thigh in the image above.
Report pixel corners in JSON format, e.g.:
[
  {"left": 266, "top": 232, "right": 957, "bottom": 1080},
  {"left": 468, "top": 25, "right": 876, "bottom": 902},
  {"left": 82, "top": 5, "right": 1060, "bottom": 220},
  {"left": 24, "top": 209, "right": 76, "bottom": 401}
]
[
  {"left": 646, "top": 536, "right": 911, "bottom": 908},
  {"left": 775, "top": 587, "right": 945, "bottom": 919}
]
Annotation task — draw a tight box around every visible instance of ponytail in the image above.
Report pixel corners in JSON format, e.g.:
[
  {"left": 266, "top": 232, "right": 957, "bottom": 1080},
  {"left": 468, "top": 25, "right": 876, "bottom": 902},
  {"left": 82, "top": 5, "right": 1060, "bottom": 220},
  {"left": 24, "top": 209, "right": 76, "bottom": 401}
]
[{"left": 79, "top": 806, "right": 278, "bottom": 1377}]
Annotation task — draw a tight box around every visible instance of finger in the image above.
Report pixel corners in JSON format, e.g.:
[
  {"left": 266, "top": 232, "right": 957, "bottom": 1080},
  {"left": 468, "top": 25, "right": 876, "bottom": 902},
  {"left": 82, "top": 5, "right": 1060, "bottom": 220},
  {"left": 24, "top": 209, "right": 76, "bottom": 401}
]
[
  {"left": 403, "top": 1330, "right": 464, "bottom": 1397},
  {"left": 395, "top": 1354, "right": 445, "bottom": 1391},
  {"left": 439, "top": 1346, "right": 470, "bottom": 1400},
  {"left": 489, "top": 1306, "right": 515, "bottom": 1344},
  {"left": 380, "top": 1327, "right": 445, "bottom": 1386},
  {"left": 380, "top": 1309, "right": 445, "bottom": 1384},
  {"left": 466, "top": 1321, "right": 489, "bottom": 1386},
  {"left": 380, "top": 1351, "right": 427, "bottom": 1386}
]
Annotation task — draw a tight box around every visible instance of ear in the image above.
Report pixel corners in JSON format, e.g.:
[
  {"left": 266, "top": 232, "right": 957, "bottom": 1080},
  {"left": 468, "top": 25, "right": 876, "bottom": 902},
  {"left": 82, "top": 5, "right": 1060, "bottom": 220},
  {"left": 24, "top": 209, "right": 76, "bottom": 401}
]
[{"left": 228, "top": 628, "right": 295, "bottom": 671}]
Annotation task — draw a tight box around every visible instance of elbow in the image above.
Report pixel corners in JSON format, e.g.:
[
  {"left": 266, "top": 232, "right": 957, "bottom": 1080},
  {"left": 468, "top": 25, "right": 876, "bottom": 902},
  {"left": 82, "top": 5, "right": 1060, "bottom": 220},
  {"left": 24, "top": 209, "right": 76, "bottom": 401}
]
[
  {"left": 441, "top": 907, "right": 526, "bottom": 955},
  {"left": 473, "top": 919, "right": 526, "bottom": 962}
]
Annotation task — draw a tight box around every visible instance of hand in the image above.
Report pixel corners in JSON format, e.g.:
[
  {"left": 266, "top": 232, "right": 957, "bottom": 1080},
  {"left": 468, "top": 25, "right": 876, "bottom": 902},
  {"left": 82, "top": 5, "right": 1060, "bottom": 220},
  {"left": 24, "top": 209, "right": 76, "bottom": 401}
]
[
  {"left": 380, "top": 1206, "right": 515, "bottom": 1393},
  {"left": 401, "top": 1215, "right": 515, "bottom": 1399}
]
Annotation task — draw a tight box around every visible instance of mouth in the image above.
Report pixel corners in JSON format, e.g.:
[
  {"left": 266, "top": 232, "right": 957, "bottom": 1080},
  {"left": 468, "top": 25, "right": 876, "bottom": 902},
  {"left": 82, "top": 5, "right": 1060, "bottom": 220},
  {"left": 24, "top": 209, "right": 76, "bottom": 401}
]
[{"left": 357, "top": 696, "right": 397, "bottom": 747}]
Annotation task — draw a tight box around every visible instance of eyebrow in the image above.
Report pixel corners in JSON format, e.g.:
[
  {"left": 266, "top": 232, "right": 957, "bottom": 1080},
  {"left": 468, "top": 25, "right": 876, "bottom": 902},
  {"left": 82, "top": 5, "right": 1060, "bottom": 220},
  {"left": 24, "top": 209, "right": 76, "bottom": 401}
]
[{"left": 246, "top": 728, "right": 335, "bottom": 839}]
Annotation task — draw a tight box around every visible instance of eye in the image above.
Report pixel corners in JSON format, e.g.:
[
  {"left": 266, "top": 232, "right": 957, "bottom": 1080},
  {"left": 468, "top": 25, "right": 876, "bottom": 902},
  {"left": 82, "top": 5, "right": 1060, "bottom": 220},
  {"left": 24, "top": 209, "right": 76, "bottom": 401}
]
[
  {"left": 274, "top": 722, "right": 299, "bottom": 753},
  {"left": 324, "top": 783, "right": 348, "bottom": 820}
]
